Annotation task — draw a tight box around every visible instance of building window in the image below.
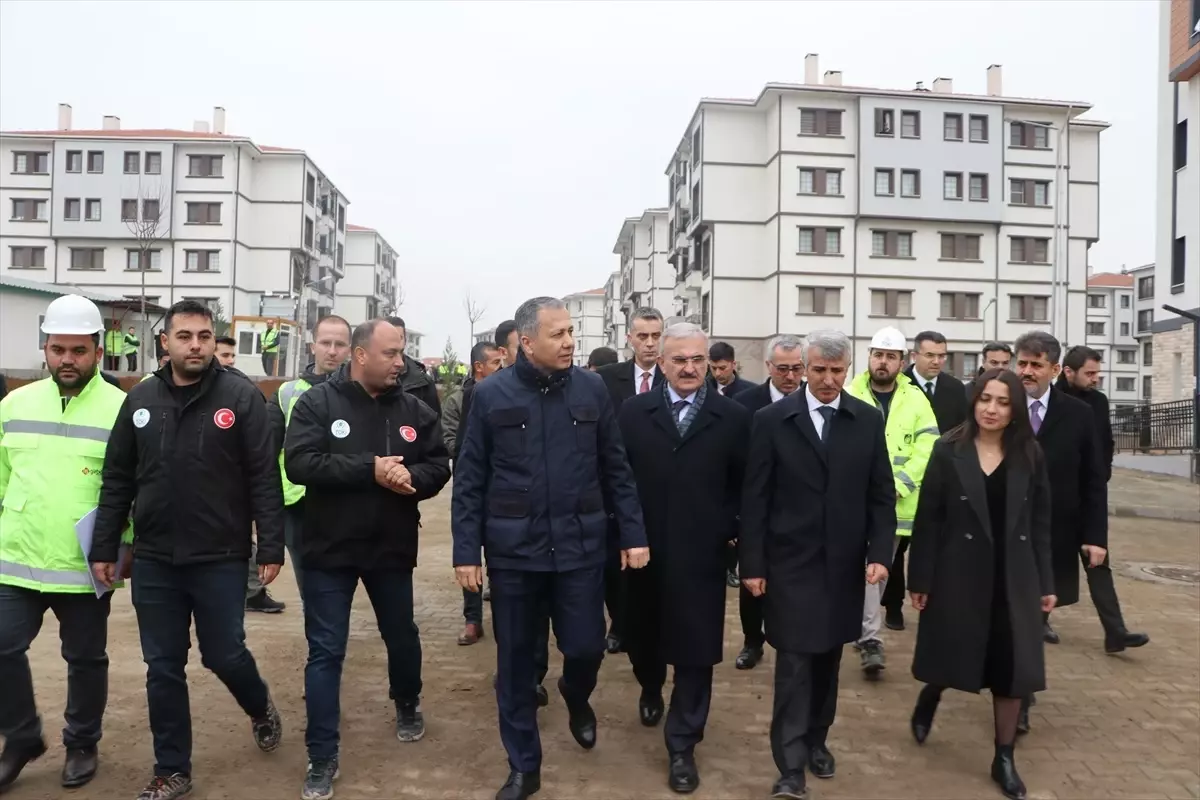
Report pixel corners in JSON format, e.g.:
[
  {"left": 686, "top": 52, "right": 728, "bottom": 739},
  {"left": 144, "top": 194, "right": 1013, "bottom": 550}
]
[
  {"left": 86, "top": 151, "right": 104, "bottom": 173},
  {"left": 798, "top": 168, "right": 842, "bottom": 195},
  {"left": 1143, "top": 341, "right": 1153, "bottom": 365},
  {"left": 123, "top": 151, "right": 140, "bottom": 174},
  {"left": 797, "top": 227, "right": 841, "bottom": 255},
  {"left": 1172, "top": 236, "right": 1186, "bottom": 290},
  {"left": 901, "top": 110, "right": 920, "bottom": 138},
  {"left": 1175, "top": 119, "right": 1189, "bottom": 170},
  {"left": 943, "top": 113, "right": 963, "bottom": 141},
  {"left": 145, "top": 152, "right": 162, "bottom": 174},
  {"left": 12, "top": 151, "right": 49, "bottom": 174},
  {"left": 1142, "top": 375, "right": 1152, "bottom": 398},
  {"left": 185, "top": 202, "right": 221, "bottom": 224},
  {"left": 188, "top": 155, "right": 223, "bottom": 177},
  {"left": 1086, "top": 321, "right": 1106, "bottom": 336},
  {"left": 337, "top": 204, "right": 345, "bottom": 232},
  {"left": 70, "top": 248, "right": 104, "bottom": 270},
  {"left": 337, "top": 243, "right": 344, "bottom": 270},
  {"left": 874, "top": 168, "right": 895, "bottom": 196},
  {"left": 1137, "top": 309, "right": 1154, "bottom": 332},
  {"left": 1116, "top": 349, "right": 1137, "bottom": 365},
  {"left": 940, "top": 233, "right": 981, "bottom": 261},
  {"left": 969, "top": 115, "right": 988, "bottom": 143},
  {"left": 900, "top": 169, "right": 920, "bottom": 197},
  {"left": 798, "top": 287, "right": 842, "bottom": 315},
  {"left": 85, "top": 199, "right": 101, "bottom": 221},
  {"left": 1087, "top": 294, "right": 1107, "bottom": 309},
  {"left": 185, "top": 250, "right": 220, "bottom": 272},
  {"left": 969, "top": 173, "right": 989, "bottom": 201},
  {"left": 799, "top": 108, "right": 843, "bottom": 136},
  {"left": 874, "top": 108, "right": 895, "bottom": 136},
  {"left": 691, "top": 126, "right": 702, "bottom": 166},
  {"left": 871, "top": 230, "right": 913, "bottom": 258},
  {"left": 64, "top": 198, "right": 81, "bottom": 221},
  {"left": 304, "top": 217, "right": 315, "bottom": 249},
  {"left": 943, "top": 172, "right": 963, "bottom": 200},
  {"left": 871, "top": 289, "right": 913, "bottom": 317},
  {"left": 1010, "top": 237, "right": 1050, "bottom": 263},
  {"left": 701, "top": 291, "right": 710, "bottom": 331},
  {"left": 126, "top": 249, "right": 162, "bottom": 271},
  {"left": 306, "top": 173, "right": 316, "bottom": 203},
  {"left": 1120, "top": 322, "right": 1130, "bottom": 336},
  {"left": 1009, "top": 295, "right": 1049, "bottom": 322},
  {"left": 9, "top": 246, "right": 45, "bottom": 268},
  {"left": 939, "top": 292, "right": 981, "bottom": 320},
  {"left": 1120, "top": 294, "right": 1131, "bottom": 309},
  {"left": 946, "top": 352, "right": 980, "bottom": 379},
  {"left": 1116, "top": 377, "right": 1136, "bottom": 393},
  {"left": 1138, "top": 275, "right": 1155, "bottom": 299},
  {"left": 121, "top": 199, "right": 138, "bottom": 221},
  {"left": 143, "top": 199, "right": 161, "bottom": 221},
  {"left": 11, "top": 198, "right": 47, "bottom": 221},
  {"left": 1010, "top": 122, "right": 1050, "bottom": 149},
  {"left": 1009, "top": 179, "right": 1051, "bottom": 206},
  {"left": 65, "top": 150, "right": 82, "bottom": 173}
]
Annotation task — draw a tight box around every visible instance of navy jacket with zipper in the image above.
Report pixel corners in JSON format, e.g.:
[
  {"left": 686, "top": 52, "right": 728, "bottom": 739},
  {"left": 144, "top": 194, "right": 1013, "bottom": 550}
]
[
  {"left": 284, "top": 363, "right": 451, "bottom": 572},
  {"left": 451, "top": 350, "right": 646, "bottom": 573}
]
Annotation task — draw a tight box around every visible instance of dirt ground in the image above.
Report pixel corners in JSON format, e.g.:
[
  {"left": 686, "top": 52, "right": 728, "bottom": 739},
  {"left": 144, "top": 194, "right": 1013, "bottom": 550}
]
[{"left": 9, "top": 484, "right": 1200, "bottom": 800}]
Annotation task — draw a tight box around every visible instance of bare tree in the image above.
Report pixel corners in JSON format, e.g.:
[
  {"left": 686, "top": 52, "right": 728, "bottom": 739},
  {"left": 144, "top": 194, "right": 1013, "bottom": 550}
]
[
  {"left": 124, "top": 178, "right": 171, "bottom": 372},
  {"left": 463, "top": 289, "right": 486, "bottom": 344},
  {"left": 395, "top": 280, "right": 406, "bottom": 310}
]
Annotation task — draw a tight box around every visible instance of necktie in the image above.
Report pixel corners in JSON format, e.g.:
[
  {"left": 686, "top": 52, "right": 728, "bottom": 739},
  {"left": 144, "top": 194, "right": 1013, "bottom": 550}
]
[
  {"left": 1029, "top": 400, "right": 1043, "bottom": 434},
  {"left": 817, "top": 406, "right": 835, "bottom": 443},
  {"left": 639, "top": 371, "right": 651, "bottom": 394},
  {"left": 924, "top": 380, "right": 935, "bottom": 401},
  {"left": 671, "top": 399, "right": 690, "bottom": 429}
]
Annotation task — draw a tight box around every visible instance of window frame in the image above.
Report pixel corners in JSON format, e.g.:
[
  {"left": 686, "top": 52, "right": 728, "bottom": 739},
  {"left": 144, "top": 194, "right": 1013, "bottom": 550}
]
[
  {"left": 968, "top": 114, "right": 989, "bottom": 143},
  {"left": 874, "top": 168, "right": 895, "bottom": 197},
  {"left": 939, "top": 233, "right": 982, "bottom": 262},
  {"left": 187, "top": 154, "right": 223, "bottom": 178},
  {"left": 797, "top": 167, "right": 843, "bottom": 196},
  {"left": 184, "top": 249, "right": 221, "bottom": 272},
  {"left": 798, "top": 107, "right": 844, "bottom": 137},
  {"left": 9, "top": 245, "right": 46, "bottom": 268},
  {"left": 900, "top": 169, "right": 920, "bottom": 198},
  {"left": 185, "top": 202, "right": 222, "bottom": 225},
  {"left": 1009, "top": 294, "right": 1050, "bottom": 323},
  {"left": 12, "top": 151, "right": 50, "bottom": 175},
  {"left": 11, "top": 198, "right": 48, "bottom": 222},
  {"left": 938, "top": 291, "right": 982, "bottom": 320},
  {"left": 968, "top": 173, "right": 989, "bottom": 201},
  {"left": 900, "top": 110, "right": 921, "bottom": 139},
  {"left": 870, "top": 288, "right": 914, "bottom": 318},
  {"left": 69, "top": 247, "right": 104, "bottom": 271},
  {"left": 871, "top": 230, "right": 914, "bottom": 258},
  {"left": 797, "top": 286, "right": 843, "bottom": 316},
  {"left": 123, "top": 151, "right": 140, "bottom": 174},
  {"left": 145, "top": 151, "right": 162, "bottom": 175},
  {"left": 125, "top": 248, "right": 163, "bottom": 272},
  {"left": 63, "top": 197, "right": 81, "bottom": 221},
  {"left": 121, "top": 198, "right": 138, "bottom": 222},
  {"left": 86, "top": 151, "right": 103, "bottom": 173},
  {"left": 943, "top": 113, "right": 963, "bottom": 141},
  {"left": 65, "top": 150, "right": 82, "bottom": 173},
  {"left": 943, "top": 171, "right": 963, "bottom": 200}
]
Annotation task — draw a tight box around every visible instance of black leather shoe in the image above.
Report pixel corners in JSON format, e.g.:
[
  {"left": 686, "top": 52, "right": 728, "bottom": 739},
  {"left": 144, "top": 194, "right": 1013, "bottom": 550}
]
[
  {"left": 1105, "top": 631, "right": 1149, "bottom": 654},
  {"left": 0, "top": 740, "right": 47, "bottom": 794},
  {"left": 668, "top": 753, "right": 699, "bottom": 793},
  {"left": 735, "top": 645, "right": 763, "bottom": 670},
  {"left": 61, "top": 746, "right": 98, "bottom": 788},
  {"left": 535, "top": 684, "right": 548, "bottom": 708},
  {"left": 639, "top": 693, "right": 664, "bottom": 727},
  {"left": 495, "top": 769, "right": 540, "bottom": 800},
  {"left": 557, "top": 677, "right": 597, "bottom": 750},
  {"left": 807, "top": 745, "right": 835, "bottom": 779},
  {"left": 991, "top": 744, "right": 1027, "bottom": 800},
  {"left": 910, "top": 684, "right": 942, "bottom": 744},
  {"left": 1042, "top": 621, "right": 1059, "bottom": 645},
  {"left": 605, "top": 630, "right": 623, "bottom": 654},
  {"left": 770, "top": 772, "right": 807, "bottom": 799},
  {"left": 884, "top": 606, "right": 905, "bottom": 631}
]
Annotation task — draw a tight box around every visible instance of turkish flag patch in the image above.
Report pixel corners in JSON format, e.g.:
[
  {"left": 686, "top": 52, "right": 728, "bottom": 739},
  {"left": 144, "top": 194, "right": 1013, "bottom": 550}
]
[
  {"left": 399, "top": 425, "right": 417, "bottom": 443},
  {"left": 213, "top": 408, "right": 236, "bottom": 429}
]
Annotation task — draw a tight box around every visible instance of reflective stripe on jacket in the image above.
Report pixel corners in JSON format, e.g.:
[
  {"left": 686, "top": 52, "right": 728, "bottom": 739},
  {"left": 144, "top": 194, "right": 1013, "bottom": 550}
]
[
  {"left": 0, "top": 374, "right": 131, "bottom": 592},
  {"left": 847, "top": 371, "right": 940, "bottom": 531},
  {"left": 277, "top": 378, "right": 312, "bottom": 505}
]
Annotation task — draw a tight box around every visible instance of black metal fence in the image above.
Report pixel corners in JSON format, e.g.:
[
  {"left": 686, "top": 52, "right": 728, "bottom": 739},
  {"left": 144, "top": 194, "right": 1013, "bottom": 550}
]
[{"left": 1112, "top": 400, "right": 1197, "bottom": 452}]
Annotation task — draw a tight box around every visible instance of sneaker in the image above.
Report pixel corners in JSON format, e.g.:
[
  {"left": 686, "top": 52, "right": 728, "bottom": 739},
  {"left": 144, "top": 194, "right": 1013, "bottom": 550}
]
[
  {"left": 395, "top": 700, "right": 425, "bottom": 742},
  {"left": 252, "top": 696, "right": 283, "bottom": 752},
  {"left": 136, "top": 773, "right": 193, "bottom": 800},
  {"left": 301, "top": 758, "right": 340, "bottom": 800},
  {"left": 860, "top": 639, "right": 886, "bottom": 678},
  {"left": 246, "top": 589, "right": 286, "bottom": 614}
]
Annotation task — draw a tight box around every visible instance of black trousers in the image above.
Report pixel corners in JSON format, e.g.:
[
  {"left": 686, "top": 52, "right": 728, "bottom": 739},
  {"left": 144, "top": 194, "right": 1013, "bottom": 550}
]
[
  {"left": 739, "top": 586, "right": 765, "bottom": 649},
  {"left": 629, "top": 646, "right": 714, "bottom": 757},
  {"left": 604, "top": 546, "right": 625, "bottom": 639},
  {"left": 0, "top": 585, "right": 112, "bottom": 750},
  {"left": 126, "top": 353, "right": 138, "bottom": 372},
  {"left": 881, "top": 536, "right": 909, "bottom": 611},
  {"left": 771, "top": 647, "right": 843, "bottom": 779},
  {"left": 1079, "top": 552, "right": 1127, "bottom": 638}
]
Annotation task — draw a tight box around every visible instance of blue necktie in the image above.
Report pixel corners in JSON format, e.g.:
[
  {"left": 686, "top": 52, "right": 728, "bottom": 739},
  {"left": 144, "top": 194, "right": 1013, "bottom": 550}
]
[{"left": 817, "top": 406, "right": 835, "bottom": 443}]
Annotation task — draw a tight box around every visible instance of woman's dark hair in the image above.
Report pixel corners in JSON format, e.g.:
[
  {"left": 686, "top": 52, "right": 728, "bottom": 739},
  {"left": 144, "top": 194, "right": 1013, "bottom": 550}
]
[{"left": 945, "top": 368, "right": 1040, "bottom": 468}]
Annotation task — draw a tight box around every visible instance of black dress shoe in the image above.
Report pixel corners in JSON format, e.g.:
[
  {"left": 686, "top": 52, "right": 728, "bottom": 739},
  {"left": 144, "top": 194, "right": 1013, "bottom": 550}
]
[
  {"left": 61, "top": 746, "right": 98, "bottom": 788},
  {"left": 991, "top": 744, "right": 1027, "bottom": 800},
  {"left": 910, "top": 684, "right": 942, "bottom": 744},
  {"left": 770, "top": 772, "right": 807, "bottom": 799},
  {"left": 1042, "top": 621, "right": 1060, "bottom": 644},
  {"left": 807, "top": 745, "right": 835, "bottom": 779},
  {"left": 726, "top": 569, "right": 740, "bottom": 588},
  {"left": 0, "top": 740, "right": 47, "bottom": 793},
  {"left": 495, "top": 769, "right": 540, "bottom": 800},
  {"left": 668, "top": 753, "right": 699, "bottom": 793},
  {"left": 605, "top": 631, "right": 623, "bottom": 654},
  {"left": 557, "top": 677, "right": 597, "bottom": 750},
  {"left": 735, "top": 645, "right": 763, "bottom": 670},
  {"left": 884, "top": 606, "right": 905, "bottom": 631},
  {"left": 639, "top": 693, "right": 664, "bottom": 727},
  {"left": 1105, "top": 631, "right": 1150, "bottom": 654},
  {"left": 535, "top": 684, "right": 549, "bottom": 708}
]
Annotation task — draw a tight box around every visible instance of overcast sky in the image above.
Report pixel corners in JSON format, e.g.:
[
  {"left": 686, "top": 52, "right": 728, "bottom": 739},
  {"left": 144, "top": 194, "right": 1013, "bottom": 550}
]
[{"left": 0, "top": 0, "right": 1159, "bottom": 357}]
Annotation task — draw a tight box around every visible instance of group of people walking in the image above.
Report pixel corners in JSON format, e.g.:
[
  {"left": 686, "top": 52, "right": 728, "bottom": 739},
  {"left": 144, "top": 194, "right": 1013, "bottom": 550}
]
[{"left": 0, "top": 289, "right": 1149, "bottom": 800}]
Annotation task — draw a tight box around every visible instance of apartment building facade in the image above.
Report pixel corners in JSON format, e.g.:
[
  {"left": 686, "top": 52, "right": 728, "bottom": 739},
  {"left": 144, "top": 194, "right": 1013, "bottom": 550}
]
[
  {"left": 661, "top": 59, "right": 1104, "bottom": 381},
  {"left": 335, "top": 224, "right": 398, "bottom": 325},
  {"left": 1084, "top": 272, "right": 1148, "bottom": 405},
  {"left": 1, "top": 104, "right": 349, "bottom": 372},
  {"left": 564, "top": 288, "right": 607, "bottom": 366},
  {"left": 603, "top": 270, "right": 626, "bottom": 352},
  {"left": 612, "top": 209, "right": 675, "bottom": 325},
  {"left": 1152, "top": 0, "right": 1200, "bottom": 403}
]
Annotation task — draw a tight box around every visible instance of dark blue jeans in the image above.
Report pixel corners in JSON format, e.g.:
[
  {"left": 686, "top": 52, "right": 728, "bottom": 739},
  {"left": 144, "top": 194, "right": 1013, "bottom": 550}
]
[
  {"left": 0, "top": 585, "right": 112, "bottom": 750},
  {"left": 301, "top": 567, "right": 422, "bottom": 760},
  {"left": 131, "top": 558, "right": 271, "bottom": 777}
]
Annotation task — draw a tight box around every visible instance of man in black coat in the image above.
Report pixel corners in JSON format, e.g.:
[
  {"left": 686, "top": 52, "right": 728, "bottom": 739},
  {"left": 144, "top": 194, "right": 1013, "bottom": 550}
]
[
  {"left": 707, "top": 341, "right": 755, "bottom": 397},
  {"left": 740, "top": 330, "right": 895, "bottom": 800},
  {"left": 284, "top": 319, "right": 451, "bottom": 797},
  {"left": 452, "top": 297, "right": 648, "bottom": 800},
  {"left": 619, "top": 323, "right": 749, "bottom": 793},
  {"left": 1053, "top": 345, "right": 1148, "bottom": 651},
  {"left": 733, "top": 334, "right": 806, "bottom": 671},
  {"left": 386, "top": 316, "right": 441, "bottom": 416}
]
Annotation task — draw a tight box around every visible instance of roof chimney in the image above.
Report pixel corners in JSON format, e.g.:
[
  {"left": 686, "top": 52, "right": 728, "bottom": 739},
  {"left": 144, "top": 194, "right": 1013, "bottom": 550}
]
[
  {"left": 987, "top": 64, "right": 1003, "bottom": 97},
  {"left": 102, "top": 115, "right": 120, "bottom": 131},
  {"left": 823, "top": 70, "right": 843, "bottom": 87},
  {"left": 213, "top": 106, "right": 226, "bottom": 135},
  {"left": 193, "top": 120, "right": 210, "bottom": 133},
  {"left": 804, "top": 53, "right": 819, "bottom": 85},
  {"left": 58, "top": 104, "right": 73, "bottom": 131},
  {"left": 932, "top": 77, "right": 953, "bottom": 94}
]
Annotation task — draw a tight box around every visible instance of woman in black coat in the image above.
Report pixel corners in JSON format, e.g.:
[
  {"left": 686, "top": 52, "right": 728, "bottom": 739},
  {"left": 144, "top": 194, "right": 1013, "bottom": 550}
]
[{"left": 907, "top": 369, "right": 1056, "bottom": 800}]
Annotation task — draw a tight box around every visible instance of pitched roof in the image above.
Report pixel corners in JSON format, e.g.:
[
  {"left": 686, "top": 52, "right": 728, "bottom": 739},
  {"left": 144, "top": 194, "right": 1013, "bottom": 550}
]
[
  {"left": 1087, "top": 272, "right": 1134, "bottom": 288},
  {"left": 345, "top": 223, "right": 375, "bottom": 232}
]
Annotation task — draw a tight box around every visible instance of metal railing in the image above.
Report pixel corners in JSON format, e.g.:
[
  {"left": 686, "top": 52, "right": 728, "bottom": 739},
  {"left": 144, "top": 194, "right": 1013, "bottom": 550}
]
[{"left": 1111, "top": 400, "right": 1197, "bottom": 452}]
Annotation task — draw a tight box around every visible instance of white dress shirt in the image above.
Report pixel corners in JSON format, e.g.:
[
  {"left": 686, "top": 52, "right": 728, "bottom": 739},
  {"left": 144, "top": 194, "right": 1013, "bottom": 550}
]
[
  {"left": 666, "top": 385, "right": 697, "bottom": 422},
  {"left": 635, "top": 363, "right": 658, "bottom": 393},
  {"left": 805, "top": 385, "right": 841, "bottom": 438},
  {"left": 769, "top": 381, "right": 788, "bottom": 404},
  {"left": 911, "top": 371, "right": 937, "bottom": 395}
]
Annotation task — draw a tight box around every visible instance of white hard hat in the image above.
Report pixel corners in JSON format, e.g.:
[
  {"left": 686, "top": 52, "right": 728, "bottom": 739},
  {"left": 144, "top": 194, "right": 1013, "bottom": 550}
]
[
  {"left": 869, "top": 326, "right": 908, "bottom": 353},
  {"left": 41, "top": 294, "right": 105, "bottom": 335}
]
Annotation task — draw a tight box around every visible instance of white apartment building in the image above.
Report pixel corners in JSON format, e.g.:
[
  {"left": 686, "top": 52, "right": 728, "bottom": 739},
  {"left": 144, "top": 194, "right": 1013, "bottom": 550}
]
[
  {"left": 612, "top": 209, "right": 676, "bottom": 325},
  {"left": 564, "top": 288, "right": 607, "bottom": 366},
  {"left": 1, "top": 104, "right": 349, "bottom": 373},
  {"left": 603, "top": 270, "right": 626, "bottom": 352},
  {"left": 661, "top": 58, "right": 1104, "bottom": 381},
  {"left": 1151, "top": 0, "right": 1199, "bottom": 403},
  {"left": 1085, "top": 272, "right": 1145, "bottom": 405},
  {"left": 1128, "top": 262, "right": 1158, "bottom": 402},
  {"left": 335, "top": 224, "right": 398, "bottom": 324},
  {"left": 405, "top": 330, "right": 422, "bottom": 360}
]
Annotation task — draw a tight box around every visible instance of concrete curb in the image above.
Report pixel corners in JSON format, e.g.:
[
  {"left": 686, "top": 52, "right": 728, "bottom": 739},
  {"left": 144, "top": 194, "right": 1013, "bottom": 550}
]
[{"left": 1110, "top": 505, "right": 1200, "bottom": 524}]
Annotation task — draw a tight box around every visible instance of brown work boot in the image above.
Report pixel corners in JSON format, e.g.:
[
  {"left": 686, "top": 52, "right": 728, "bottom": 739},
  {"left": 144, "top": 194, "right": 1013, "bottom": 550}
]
[{"left": 457, "top": 623, "right": 484, "bottom": 646}]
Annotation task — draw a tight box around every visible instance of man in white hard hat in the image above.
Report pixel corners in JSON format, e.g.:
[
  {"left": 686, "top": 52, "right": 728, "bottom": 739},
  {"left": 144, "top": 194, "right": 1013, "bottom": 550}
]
[
  {"left": 0, "top": 294, "right": 131, "bottom": 792},
  {"left": 846, "top": 327, "right": 938, "bottom": 679}
]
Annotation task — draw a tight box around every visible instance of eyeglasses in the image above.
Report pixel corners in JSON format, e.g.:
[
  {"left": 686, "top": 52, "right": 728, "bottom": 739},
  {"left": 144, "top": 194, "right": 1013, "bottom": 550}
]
[{"left": 770, "top": 364, "right": 805, "bottom": 375}]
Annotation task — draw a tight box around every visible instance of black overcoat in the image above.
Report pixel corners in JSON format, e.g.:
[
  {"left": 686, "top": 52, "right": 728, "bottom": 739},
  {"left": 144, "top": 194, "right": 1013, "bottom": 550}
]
[
  {"left": 739, "top": 390, "right": 896, "bottom": 654},
  {"left": 908, "top": 438, "right": 1054, "bottom": 697},
  {"left": 619, "top": 389, "right": 749, "bottom": 666}
]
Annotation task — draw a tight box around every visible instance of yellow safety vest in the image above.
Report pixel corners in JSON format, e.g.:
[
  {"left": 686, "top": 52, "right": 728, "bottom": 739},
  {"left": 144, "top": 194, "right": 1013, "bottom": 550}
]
[
  {"left": 261, "top": 328, "right": 280, "bottom": 354},
  {"left": 276, "top": 378, "right": 312, "bottom": 506}
]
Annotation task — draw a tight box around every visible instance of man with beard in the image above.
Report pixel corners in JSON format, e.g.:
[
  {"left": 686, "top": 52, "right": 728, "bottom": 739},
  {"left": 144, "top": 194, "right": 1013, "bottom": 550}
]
[
  {"left": 385, "top": 317, "right": 441, "bottom": 416},
  {"left": 90, "top": 300, "right": 285, "bottom": 800},
  {"left": 0, "top": 295, "right": 131, "bottom": 793},
  {"left": 846, "top": 327, "right": 938, "bottom": 679}
]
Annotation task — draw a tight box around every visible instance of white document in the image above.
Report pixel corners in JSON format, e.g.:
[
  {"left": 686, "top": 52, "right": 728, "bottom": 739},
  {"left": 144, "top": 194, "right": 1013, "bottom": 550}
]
[{"left": 75, "top": 508, "right": 129, "bottom": 598}]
